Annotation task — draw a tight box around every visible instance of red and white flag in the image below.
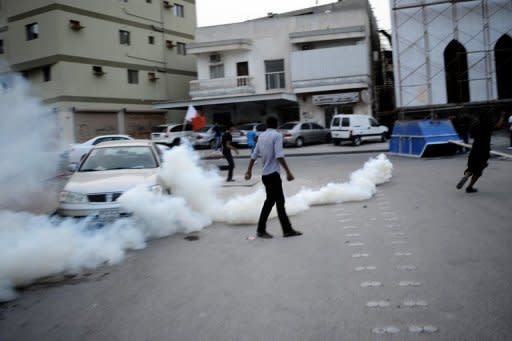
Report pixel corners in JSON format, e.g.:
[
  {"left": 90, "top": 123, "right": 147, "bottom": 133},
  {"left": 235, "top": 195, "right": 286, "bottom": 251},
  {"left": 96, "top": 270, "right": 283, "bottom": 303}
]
[{"left": 185, "top": 105, "right": 197, "bottom": 121}]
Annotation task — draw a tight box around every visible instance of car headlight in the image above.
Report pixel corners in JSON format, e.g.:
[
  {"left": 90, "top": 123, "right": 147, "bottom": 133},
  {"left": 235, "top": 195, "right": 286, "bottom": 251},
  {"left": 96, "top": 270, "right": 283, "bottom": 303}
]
[
  {"left": 59, "top": 191, "right": 87, "bottom": 203},
  {"left": 149, "top": 184, "right": 163, "bottom": 194}
]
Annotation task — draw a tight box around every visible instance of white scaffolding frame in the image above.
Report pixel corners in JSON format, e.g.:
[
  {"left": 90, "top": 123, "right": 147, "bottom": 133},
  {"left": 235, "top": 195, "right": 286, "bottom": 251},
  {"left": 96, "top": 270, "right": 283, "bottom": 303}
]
[{"left": 392, "top": 0, "right": 512, "bottom": 115}]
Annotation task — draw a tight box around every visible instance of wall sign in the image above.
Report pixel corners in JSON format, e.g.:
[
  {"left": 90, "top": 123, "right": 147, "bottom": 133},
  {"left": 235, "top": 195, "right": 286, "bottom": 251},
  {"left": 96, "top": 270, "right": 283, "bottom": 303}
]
[{"left": 312, "top": 92, "right": 360, "bottom": 105}]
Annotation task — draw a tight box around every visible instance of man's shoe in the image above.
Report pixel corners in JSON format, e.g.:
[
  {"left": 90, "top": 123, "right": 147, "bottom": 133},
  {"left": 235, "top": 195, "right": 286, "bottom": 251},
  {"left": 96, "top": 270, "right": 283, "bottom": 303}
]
[
  {"left": 257, "top": 231, "right": 273, "bottom": 239},
  {"left": 226, "top": 179, "right": 235, "bottom": 182},
  {"left": 283, "top": 230, "right": 303, "bottom": 238},
  {"left": 466, "top": 187, "right": 478, "bottom": 193}
]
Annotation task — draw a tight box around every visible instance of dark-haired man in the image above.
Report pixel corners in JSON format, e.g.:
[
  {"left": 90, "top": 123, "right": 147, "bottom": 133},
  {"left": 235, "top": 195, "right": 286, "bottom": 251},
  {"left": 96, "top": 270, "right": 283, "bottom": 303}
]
[
  {"left": 245, "top": 117, "right": 302, "bottom": 239},
  {"left": 222, "top": 123, "right": 238, "bottom": 182}
]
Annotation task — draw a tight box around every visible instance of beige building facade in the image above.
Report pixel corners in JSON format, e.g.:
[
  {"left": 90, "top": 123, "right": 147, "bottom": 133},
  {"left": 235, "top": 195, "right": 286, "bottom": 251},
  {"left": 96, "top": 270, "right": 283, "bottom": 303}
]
[
  {"left": 156, "top": 0, "right": 382, "bottom": 129},
  {"left": 0, "top": 0, "right": 197, "bottom": 144}
]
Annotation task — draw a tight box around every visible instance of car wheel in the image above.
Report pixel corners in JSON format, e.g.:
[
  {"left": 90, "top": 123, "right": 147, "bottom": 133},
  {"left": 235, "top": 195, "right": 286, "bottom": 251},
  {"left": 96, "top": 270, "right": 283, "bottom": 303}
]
[
  {"left": 295, "top": 137, "right": 304, "bottom": 148},
  {"left": 380, "top": 133, "right": 387, "bottom": 142},
  {"left": 333, "top": 139, "right": 341, "bottom": 146},
  {"left": 352, "top": 136, "right": 362, "bottom": 146},
  {"left": 172, "top": 138, "right": 181, "bottom": 147},
  {"left": 325, "top": 134, "right": 332, "bottom": 143}
]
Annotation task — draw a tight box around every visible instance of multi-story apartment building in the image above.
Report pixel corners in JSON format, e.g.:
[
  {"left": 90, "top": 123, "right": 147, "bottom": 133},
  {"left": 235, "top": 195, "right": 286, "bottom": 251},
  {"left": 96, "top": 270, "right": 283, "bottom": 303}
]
[
  {"left": 0, "top": 0, "right": 197, "bottom": 144},
  {"left": 156, "top": 0, "right": 382, "bottom": 128},
  {"left": 391, "top": 0, "right": 512, "bottom": 118}
]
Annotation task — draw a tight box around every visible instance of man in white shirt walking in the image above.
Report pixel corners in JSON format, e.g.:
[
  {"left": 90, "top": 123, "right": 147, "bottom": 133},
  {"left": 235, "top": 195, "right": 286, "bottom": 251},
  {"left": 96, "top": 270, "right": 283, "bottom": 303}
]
[{"left": 244, "top": 117, "right": 302, "bottom": 239}]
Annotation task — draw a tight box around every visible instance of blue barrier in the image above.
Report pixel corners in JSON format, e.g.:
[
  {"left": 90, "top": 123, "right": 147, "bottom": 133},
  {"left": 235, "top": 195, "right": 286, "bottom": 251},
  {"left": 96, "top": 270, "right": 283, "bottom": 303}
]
[{"left": 389, "top": 120, "right": 461, "bottom": 157}]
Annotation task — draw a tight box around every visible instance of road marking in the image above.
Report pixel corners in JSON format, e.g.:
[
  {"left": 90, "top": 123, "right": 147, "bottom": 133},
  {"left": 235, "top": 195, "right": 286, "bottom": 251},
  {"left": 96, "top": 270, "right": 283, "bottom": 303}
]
[
  {"left": 372, "top": 326, "right": 400, "bottom": 335},
  {"left": 361, "top": 281, "right": 382, "bottom": 287},
  {"left": 397, "top": 265, "right": 417, "bottom": 271},
  {"left": 403, "top": 300, "right": 428, "bottom": 307},
  {"left": 355, "top": 266, "right": 377, "bottom": 271},
  {"left": 352, "top": 253, "right": 370, "bottom": 258},
  {"left": 338, "top": 219, "right": 353, "bottom": 223},
  {"left": 336, "top": 212, "right": 350, "bottom": 217},
  {"left": 399, "top": 281, "right": 421, "bottom": 287},
  {"left": 391, "top": 232, "right": 405, "bottom": 236},
  {"left": 348, "top": 242, "right": 364, "bottom": 247},
  {"left": 345, "top": 233, "right": 360, "bottom": 237},
  {"left": 409, "top": 325, "right": 438, "bottom": 334},
  {"left": 343, "top": 225, "right": 358, "bottom": 229},
  {"left": 392, "top": 240, "right": 406, "bottom": 244},
  {"left": 366, "top": 300, "right": 390, "bottom": 308},
  {"left": 395, "top": 252, "right": 412, "bottom": 256}
]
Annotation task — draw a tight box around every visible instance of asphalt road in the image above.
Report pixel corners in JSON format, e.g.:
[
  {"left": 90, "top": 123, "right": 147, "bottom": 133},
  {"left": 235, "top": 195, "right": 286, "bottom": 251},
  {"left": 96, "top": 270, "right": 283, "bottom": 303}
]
[{"left": 1, "top": 151, "right": 512, "bottom": 340}]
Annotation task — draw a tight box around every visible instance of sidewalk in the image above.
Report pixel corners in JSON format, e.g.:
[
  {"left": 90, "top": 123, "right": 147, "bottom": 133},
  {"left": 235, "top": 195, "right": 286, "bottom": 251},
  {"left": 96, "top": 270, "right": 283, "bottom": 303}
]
[
  {"left": 198, "top": 140, "right": 389, "bottom": 160},
  {"left": 198, "top": 130, "right": 512, "bottom": 161}
]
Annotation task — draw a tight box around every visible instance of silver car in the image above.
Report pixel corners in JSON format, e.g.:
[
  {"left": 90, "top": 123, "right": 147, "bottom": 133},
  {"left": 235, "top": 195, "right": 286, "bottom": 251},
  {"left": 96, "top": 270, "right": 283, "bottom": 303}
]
[
  {"left": 279, "top": 121, "right": 331, "bottom": 147},
  {"left": 191, "top": 124, "right": 225, "bottom": 149},
  {"left": 57, "top": 140, "right": 169, "bottom": 221},
  {"left": 232, "top": 122, "right": 266, "bottom": 146}
]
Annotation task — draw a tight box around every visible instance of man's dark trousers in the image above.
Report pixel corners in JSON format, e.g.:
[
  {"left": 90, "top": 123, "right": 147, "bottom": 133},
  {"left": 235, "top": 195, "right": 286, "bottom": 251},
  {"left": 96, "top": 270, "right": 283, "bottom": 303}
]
[
  {"left": 223, "top": 149, "right": 234, "bottom": 180},
  {"left": 258, "top": 172, "right": 293, "bottom": 234}
]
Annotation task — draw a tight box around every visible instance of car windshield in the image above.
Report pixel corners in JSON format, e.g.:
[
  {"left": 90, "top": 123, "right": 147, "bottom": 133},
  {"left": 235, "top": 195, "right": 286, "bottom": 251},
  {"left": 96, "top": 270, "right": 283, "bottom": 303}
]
[
  {"left": 279, "top": 123, "right": 296, "bottom": 130},
  {"left": 79, "top": 146, "right": 157, "bottom": 171}
]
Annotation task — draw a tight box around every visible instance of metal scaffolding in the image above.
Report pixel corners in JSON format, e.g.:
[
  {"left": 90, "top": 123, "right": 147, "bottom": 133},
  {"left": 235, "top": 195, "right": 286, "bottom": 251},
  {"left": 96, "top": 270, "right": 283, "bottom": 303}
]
[{"left": 392, "top": 0, "right": 512, "bottom": 118}]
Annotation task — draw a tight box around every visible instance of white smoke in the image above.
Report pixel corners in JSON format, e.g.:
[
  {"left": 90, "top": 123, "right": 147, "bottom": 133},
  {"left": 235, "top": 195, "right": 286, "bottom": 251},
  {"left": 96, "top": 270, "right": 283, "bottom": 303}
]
[
  {"left": 0, "top": 144, "right": 392, "bottom": 302},
  {"left": 0, "top": 73, "right": 62, "bottom": 211}
]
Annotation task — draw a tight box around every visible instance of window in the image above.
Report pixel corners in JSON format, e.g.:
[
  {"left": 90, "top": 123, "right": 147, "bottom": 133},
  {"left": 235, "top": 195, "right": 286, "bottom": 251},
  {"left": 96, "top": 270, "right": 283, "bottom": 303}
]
[
  {"left": 176, "top": 42, "right": 186, "bottom": 55},
  {"left": 119, "top": 30, "right": 130, "bottom": 45},
  {"left": 127, "top": 69, "right": 139, "bottom": 84},
  {"left": 495, "top": 34, "right": 512, "bottom": 100},
  {"left": 444, "top": 40, "right": 469, "bottom": 103},
  {"left": 173, "top": 3, "right": 184, "bottom": 17},
  {"left": 300, "top": 123, "right": 310, "bottom": 130},
  {"left": 369, "top": 118, "right": 379, "bottom": 127},
  {"left": 148, "top": 36, "right": 155, "bottom": 44},
  {"left": 26, "top": 23, "right": 39, "bottom": 40},
  {"left": 0, "top": 39, "right": 3, "bottom": 54},
  {"left": 42, "top": 66, "right": 51, "bottom": 82},
  {"left": 146, "top": 0, "right": 152, "bottom": 2},
  {"left": 209, "top": 64, "right": 224, "bottom": 79},
  {"left": 264, "top": 59, "right": 285, "bottom": 90}
]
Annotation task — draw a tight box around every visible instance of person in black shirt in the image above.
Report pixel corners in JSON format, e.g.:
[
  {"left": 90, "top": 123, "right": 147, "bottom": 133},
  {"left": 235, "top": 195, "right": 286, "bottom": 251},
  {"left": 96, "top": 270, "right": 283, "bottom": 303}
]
[
  {"left": 456, "top": 111, "right": 505, "bottom": 193},
  {"left": 222, "top": 123, "right": 239, "bottom": 182}
]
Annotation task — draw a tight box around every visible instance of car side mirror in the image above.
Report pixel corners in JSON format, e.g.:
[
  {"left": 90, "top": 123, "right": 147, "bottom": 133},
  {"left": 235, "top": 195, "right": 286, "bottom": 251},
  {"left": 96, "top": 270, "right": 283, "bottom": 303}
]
[{"left": 68, "top": 163, "right": 77, "bottom": 172}]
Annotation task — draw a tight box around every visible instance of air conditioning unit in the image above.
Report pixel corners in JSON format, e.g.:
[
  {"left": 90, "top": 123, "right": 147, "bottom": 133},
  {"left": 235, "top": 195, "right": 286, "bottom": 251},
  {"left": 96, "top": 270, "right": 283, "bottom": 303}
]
[
  {"left": 163, "top": 1, "right": 172, "bottom": 9},
  {"left": 92, "top": 66, "right": 105, "bottom": 76},
  {"left": 166, "top": 40, "right": 176, "bottom": 48},
  {"left": 209, "top": 53, "right": 222, "bottom": 63},
  {"left": 148, "top": 72, "right": 159, "bottom": 81},
  {"left": 69, "top": 19, "right": 85, "bottom": 31}
]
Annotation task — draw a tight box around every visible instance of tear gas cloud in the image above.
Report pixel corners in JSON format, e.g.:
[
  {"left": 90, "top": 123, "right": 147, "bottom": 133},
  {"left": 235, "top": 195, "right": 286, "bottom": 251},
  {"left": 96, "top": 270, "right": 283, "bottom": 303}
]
[
  {"left": 0, "top": 73, "right": 62, "bottom": 211},
  {"left": 0, "top": 70, "right": 393, "bottom": 302},
  {"left": 0, "top": 144, "right": 392, "bottom": 302}
]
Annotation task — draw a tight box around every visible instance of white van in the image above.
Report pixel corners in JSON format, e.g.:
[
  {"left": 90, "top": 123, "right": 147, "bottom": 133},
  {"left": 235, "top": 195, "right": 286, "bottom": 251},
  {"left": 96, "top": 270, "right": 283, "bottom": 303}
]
[{"left": 330, "top": 114, "right": 388, "bottom": 146}]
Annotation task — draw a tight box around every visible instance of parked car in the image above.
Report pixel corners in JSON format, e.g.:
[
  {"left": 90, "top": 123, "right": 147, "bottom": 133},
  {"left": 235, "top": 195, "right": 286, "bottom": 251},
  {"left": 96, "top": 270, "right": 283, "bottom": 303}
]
[
  {"left": 232, "top": 122, "right": 266, "bottom": 146},
  {"left": 330, "top": 114, "right": 388, "bottom": 146},
  {"left": 191, "top": 124, "right": 226, "bottom": 149},
  {"left": 67, "top": 135, "right": 133, "bottom": 165},
  {"left": 150, "top": 123, "right": 193, "bottom": 146},
  {"left": 279, "top": 121, "right": 331, "bottom": 147},
  {"left": 57, "top": 140, "right": 170, "bottom": 221}
]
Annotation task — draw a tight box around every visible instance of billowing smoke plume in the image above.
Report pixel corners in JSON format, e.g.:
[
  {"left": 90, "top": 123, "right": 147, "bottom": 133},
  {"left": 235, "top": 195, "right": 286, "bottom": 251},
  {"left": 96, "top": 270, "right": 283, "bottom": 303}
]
[
  {"left": 0, "top": 144, "right": 392, "bottom": 302},
  {"left": 0, "top": 73, "right": 62, "bottom": 211}
]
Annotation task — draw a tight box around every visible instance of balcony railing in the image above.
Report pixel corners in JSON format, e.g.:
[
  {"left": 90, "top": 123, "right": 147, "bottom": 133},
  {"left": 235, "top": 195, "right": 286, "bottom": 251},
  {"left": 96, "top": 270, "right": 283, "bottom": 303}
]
[{"left": 190, "top": 76, "right": 255, "bottom": 98}]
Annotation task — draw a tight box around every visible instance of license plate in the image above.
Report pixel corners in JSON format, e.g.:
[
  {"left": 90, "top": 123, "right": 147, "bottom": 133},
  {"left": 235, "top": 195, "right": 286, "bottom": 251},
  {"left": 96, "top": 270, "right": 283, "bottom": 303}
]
[{"left": 97, "top": 208, "right": 120, "bottom": 223}]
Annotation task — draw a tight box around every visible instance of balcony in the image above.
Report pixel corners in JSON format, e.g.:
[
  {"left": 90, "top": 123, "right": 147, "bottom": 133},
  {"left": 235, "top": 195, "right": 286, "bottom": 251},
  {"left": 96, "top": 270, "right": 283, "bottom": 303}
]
[
  {"left": 189, "top": 76, "right": 255, "bottom": 99},
  {"left": 291, "top": 45, "right": 371, "bottom": 93}
]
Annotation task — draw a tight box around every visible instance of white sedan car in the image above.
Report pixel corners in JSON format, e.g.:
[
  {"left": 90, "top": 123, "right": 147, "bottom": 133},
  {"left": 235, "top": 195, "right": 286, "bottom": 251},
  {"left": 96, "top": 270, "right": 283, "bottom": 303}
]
[
  {"left": 67, "top": 134, "right": 133, "bottom": 165},
  {"left": 57, "top": 140, "right": 169, "bottom": 221}
]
